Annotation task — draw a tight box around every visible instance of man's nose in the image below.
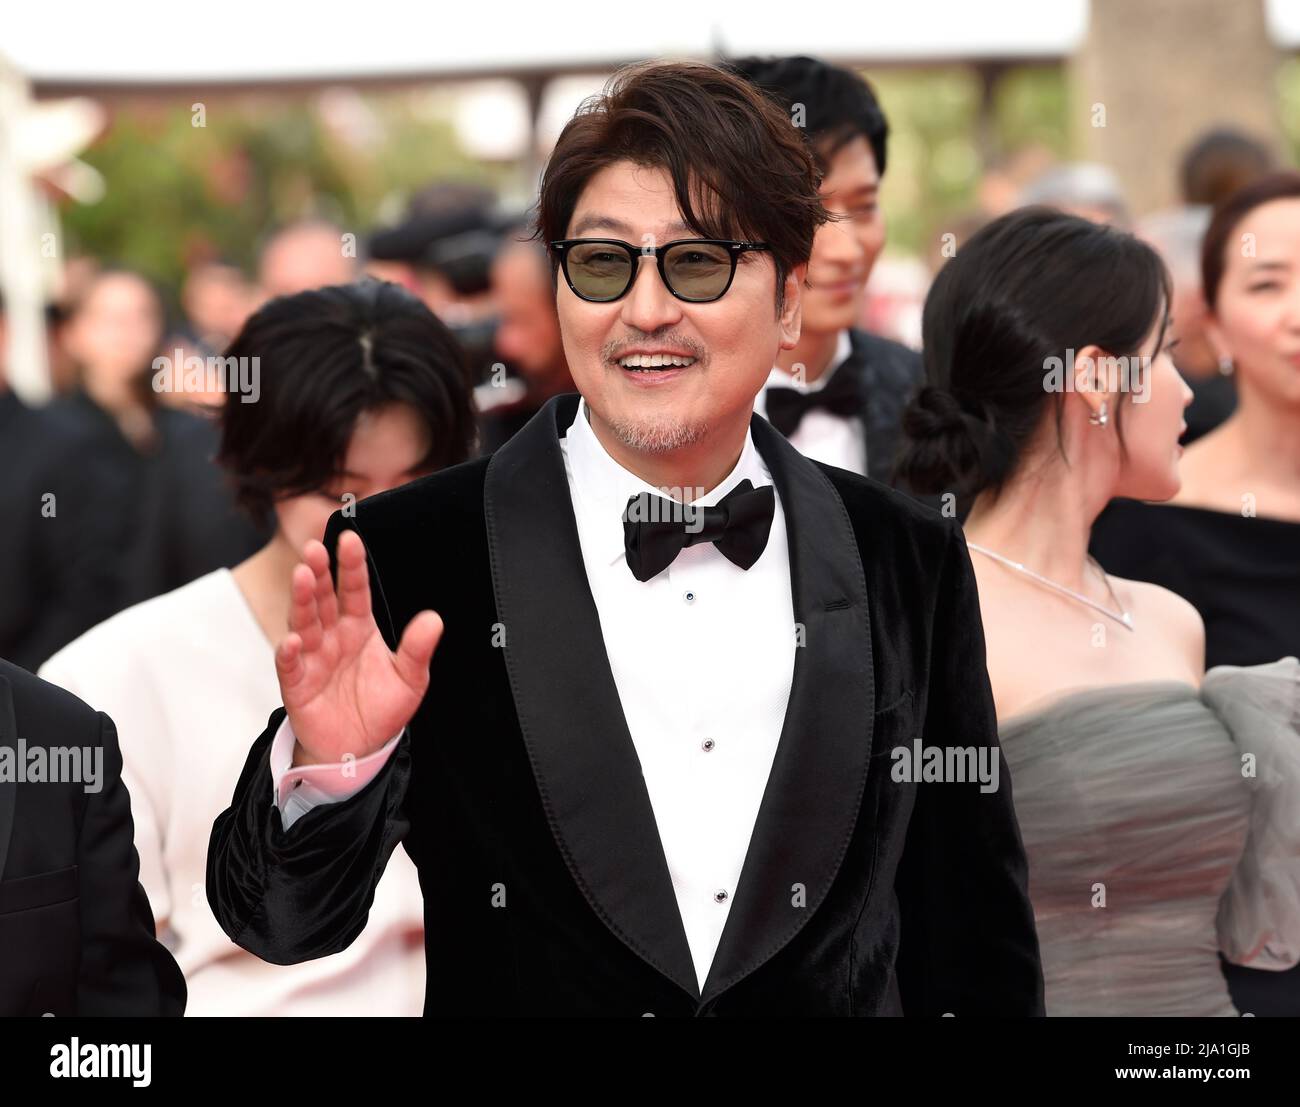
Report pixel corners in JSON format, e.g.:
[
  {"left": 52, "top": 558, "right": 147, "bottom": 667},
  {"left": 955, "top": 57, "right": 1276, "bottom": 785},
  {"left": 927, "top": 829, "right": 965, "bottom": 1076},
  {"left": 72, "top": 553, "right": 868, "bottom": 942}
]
[{"left": 620, "top": 255, "right": 683, "bottom": 333}]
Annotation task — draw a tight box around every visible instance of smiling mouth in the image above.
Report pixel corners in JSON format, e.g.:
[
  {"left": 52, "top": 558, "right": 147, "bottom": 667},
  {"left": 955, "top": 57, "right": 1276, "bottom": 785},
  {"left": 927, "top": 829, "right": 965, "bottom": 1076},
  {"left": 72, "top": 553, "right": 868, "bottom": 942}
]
[{"left": 616, "top": 353, "right": 698, "bottom": 371}]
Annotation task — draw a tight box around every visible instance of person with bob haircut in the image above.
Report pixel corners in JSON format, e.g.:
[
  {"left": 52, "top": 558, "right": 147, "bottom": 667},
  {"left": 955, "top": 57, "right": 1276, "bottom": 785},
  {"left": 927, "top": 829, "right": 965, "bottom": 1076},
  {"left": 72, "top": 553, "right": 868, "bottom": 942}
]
[
  {"left": 899, "top": 205, "right": 1300, "bottom": 1016},
  {"left": 41, "top": 280, "right": 475, "bottom": 1015},
  {"left": 209, "top": 61, "right": 1043, "bottom": 1018}
]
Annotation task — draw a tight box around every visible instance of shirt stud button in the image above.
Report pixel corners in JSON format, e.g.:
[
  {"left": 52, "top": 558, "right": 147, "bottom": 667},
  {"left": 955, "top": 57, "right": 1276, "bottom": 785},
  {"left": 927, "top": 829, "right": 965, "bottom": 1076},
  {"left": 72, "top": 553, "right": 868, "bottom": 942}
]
[
  {"left": 683, "top": 590, "right": 696, "bottom": 603},
  {"left": 714, "top": 889, "right": 728, "bottom": 903},
  {"left": 701, "top": 738, "right": 715, "bottom": 752}
]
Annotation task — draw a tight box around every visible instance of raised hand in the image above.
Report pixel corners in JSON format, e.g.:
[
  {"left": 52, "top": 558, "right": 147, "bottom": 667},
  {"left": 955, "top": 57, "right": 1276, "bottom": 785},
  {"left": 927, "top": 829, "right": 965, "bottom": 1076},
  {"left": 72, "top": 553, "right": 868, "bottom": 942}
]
[{"left": 275, "top": 529, "right": 442, "bottom": 766}]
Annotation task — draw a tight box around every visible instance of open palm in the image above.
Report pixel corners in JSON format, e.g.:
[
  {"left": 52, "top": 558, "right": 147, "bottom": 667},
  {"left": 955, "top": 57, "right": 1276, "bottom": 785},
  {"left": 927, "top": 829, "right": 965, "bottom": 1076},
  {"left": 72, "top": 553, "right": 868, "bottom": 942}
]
[{"left": 275, "top": 529, "right": 442, "bottom": 765}]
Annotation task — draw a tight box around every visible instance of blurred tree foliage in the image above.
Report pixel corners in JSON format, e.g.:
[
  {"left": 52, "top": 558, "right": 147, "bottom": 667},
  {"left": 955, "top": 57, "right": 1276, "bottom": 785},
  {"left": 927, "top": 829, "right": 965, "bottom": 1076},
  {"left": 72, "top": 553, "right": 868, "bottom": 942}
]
[
  {"left": 869, "top": 64, "right": 1070, "bottom": 256},
  {"left": 62, "top": 67, "right": 1071, "bottom": 302},
  {"left": 61, "top": 91, "right": 506, "bottom": 304},
  {"left": 1276, "top": 56, "right": 1300, "bottom": 161}
]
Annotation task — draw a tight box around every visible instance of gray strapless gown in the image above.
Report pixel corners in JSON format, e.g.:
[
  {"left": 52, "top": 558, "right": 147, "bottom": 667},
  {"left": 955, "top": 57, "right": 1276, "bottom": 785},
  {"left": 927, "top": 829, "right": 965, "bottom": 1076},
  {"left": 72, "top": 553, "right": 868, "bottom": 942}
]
[{"left": 998, "top": 657, "right": 1300, "bottom": 1016}]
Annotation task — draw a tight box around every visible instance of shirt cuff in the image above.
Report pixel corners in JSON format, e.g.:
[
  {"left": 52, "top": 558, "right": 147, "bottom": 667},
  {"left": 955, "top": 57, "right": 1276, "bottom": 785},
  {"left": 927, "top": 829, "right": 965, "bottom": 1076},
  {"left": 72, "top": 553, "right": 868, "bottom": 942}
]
[{"left": 268, "top": 717, "right": 403, "bottom": 830}]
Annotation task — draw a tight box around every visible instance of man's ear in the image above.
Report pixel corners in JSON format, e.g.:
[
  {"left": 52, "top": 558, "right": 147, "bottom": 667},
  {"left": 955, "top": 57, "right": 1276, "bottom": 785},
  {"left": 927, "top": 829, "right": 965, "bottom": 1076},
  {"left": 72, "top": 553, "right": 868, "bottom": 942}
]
[{"left": 778, "top": 263, "right": 806, "bottom": 350}]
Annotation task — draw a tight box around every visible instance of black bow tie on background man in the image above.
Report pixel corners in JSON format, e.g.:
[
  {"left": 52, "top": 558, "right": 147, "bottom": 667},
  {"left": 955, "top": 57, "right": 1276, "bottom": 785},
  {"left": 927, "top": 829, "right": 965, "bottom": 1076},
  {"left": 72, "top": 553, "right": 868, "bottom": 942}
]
[
  {"left": 764, "top": 358, "right": 863, "bottom": 437},
  {"left": 622, "top": 479, "right": 776, "bottom": 582}
]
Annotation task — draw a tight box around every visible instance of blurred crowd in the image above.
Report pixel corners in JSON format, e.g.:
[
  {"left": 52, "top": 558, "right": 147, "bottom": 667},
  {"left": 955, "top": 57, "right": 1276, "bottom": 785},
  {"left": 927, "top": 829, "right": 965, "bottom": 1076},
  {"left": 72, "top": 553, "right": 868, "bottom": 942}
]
[{"left": 1, "top": 113, "right": 1276, "bottom": 672}]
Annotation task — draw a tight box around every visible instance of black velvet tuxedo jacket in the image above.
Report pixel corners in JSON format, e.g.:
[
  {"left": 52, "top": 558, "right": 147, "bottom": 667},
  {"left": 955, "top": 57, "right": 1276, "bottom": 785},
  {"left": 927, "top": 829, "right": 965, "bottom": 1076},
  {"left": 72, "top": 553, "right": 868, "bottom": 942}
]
[
  {"left": 208, "top": 394, "right": 1043, "bottom": 1017},
  {"left": 0, "top": 660, "right": 186, "bottom": 1015},
  {"left": 842, "top": 327, "right": 925, "bottom": 487}
]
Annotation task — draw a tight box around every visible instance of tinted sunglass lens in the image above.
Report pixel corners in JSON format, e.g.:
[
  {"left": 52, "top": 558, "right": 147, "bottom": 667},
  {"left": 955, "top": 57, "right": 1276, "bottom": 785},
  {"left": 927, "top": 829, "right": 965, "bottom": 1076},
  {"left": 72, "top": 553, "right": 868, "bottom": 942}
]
[
  {"left": 566, "top": 243, "right": 632, "bottom": 301},
  {"left": 664, "top": 243, "right": 733, "bottom": 300}
]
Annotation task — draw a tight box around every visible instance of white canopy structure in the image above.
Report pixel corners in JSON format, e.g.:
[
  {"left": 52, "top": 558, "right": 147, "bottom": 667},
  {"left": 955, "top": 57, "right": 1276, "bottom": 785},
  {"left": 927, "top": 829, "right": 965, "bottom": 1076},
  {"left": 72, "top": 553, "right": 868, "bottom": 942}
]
[{"left": 10, "top": 0, "right": 1092, "bottom": 89}]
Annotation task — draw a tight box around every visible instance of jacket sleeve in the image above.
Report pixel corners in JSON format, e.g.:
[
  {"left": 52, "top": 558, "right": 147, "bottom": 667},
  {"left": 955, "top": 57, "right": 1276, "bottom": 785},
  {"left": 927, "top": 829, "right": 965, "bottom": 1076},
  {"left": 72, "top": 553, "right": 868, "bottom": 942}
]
[
  {"left": 893, "top": 523, "right": 1045, "bottom": 1016},
  {"left": 206, "top": 707, "right": 412, "bottom": 965},
  {"left": 76, "top": 711, "right": 187, "bottom": 1015},
  {"left": 205, "top": 510, "right": 413, "bottom": 965}
]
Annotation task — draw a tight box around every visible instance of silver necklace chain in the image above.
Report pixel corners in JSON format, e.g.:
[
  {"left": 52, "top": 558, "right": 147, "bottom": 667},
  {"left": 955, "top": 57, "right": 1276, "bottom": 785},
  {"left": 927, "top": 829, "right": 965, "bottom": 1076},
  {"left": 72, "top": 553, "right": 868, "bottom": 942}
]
[{"left": 966, "top": 542, "right": 1135, "bottom": 631}]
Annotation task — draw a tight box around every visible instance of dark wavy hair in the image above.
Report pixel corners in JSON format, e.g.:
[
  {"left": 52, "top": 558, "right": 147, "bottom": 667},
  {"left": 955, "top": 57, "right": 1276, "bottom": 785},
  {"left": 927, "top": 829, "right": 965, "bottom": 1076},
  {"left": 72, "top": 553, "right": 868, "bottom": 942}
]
[
  {"left": 896, "top": 207, "right": 1171, "bottom": 500},
  {"left": 534, "top": 60, "right": 828, "bottom": 312},
  {"left": 727, "top": 54, "right": 889, "bottom": 179},
  {"left": 218, "top": 279, "right": 476, "bottom": 520}
]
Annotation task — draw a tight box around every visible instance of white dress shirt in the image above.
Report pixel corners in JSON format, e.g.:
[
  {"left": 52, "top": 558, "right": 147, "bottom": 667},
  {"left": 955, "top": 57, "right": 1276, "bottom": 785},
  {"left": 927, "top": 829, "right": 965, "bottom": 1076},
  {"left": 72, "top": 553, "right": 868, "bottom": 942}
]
[
  {"left": 271, "top": 399, "right": 798, "bottom": 990},
  {"left": 753, "top": 329, "right": 867, "bottom": 475}
]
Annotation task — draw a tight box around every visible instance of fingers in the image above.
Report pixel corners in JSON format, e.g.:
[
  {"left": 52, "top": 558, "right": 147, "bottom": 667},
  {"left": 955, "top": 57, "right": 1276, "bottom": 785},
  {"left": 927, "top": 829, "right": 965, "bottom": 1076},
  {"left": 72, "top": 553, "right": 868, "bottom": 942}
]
[
  {"left": 335, "top": 528, "right": 374, "bottom": 621},
  {"left": 392, "top": 610, "right": 444, "bottom": 692},
  {"left": 275, "top": 631, "right": 304, "bottom": 692},
  {"left": 303, "top": 540, "right": 338, "bottom": 630},
  {"left": 288, "top": 562, "right": 324, "bottom": 652}
]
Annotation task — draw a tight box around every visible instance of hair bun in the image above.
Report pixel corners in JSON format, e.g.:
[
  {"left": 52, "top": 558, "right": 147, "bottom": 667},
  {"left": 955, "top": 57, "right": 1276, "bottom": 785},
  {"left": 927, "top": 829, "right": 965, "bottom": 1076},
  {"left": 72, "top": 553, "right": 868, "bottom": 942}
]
[
  {"left": 897, "top": 385, "right": 1013, "bottom": 496},
  {"left": 903, "top": 385, "right": 969, "bottom": 439}
]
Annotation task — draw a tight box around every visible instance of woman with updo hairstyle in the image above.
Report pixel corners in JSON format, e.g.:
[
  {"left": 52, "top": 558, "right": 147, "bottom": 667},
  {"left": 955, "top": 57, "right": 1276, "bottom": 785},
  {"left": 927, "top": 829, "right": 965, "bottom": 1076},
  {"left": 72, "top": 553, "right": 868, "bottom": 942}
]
[
  {"left": 1091, "top": 172, "right": 1300, "bottom": 1016},
  {"left": 40, "top": 280, "right": 476, "bottom": 1015},
  {"left": 899, "top": 206, "right": 1300, "bottom": 1016}
]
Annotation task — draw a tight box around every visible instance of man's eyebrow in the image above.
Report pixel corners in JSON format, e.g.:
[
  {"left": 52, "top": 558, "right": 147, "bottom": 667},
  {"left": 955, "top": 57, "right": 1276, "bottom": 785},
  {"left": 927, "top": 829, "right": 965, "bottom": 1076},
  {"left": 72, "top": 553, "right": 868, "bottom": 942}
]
[{"left": 568, "top": 214, "right": 696, "bottom": 238}]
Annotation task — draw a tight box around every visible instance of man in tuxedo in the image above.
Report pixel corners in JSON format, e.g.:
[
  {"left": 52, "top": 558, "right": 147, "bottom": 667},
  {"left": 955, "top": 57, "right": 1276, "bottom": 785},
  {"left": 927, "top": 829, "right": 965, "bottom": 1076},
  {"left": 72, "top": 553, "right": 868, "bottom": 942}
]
[
  {"left": 730, "top": 55, "right": 923, "bottom": 484},
  {"left": 208, "top": 60, "right": 1042, "bottom": 1017},
  {"left": 0, "top": 659, "right": 185, "bottom": 1015}
]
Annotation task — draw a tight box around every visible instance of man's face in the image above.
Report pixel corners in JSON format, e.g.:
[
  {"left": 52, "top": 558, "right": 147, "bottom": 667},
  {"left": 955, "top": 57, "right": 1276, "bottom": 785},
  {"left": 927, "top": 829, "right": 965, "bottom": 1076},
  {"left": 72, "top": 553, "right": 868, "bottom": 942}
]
[
  {"left": 801, "top": 134, "right": 884, "bottom": 336},
  {"left": 556, "top": 160, "right": 803, "bottom": 454},
  {"left": 492, "top": 246, "right": 566, "bottom": 384}
]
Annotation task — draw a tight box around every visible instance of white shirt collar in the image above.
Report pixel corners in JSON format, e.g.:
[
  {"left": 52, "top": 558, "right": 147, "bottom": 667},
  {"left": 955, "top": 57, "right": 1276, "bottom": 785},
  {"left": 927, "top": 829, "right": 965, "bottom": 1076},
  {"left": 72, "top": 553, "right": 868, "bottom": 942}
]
[
  {"left": 761, "top": 328, "right": 853, "bottom": 394},
  {"left": 561, "top": 397, "right": 774, "bottom": 567}
]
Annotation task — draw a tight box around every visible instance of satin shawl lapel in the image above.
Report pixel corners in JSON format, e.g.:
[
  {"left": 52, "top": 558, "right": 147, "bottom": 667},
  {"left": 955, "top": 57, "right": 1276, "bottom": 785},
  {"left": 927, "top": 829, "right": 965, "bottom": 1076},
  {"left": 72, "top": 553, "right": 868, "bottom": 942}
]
[{"left": 0, "top": 676, "right": 18, "bottom": 883}]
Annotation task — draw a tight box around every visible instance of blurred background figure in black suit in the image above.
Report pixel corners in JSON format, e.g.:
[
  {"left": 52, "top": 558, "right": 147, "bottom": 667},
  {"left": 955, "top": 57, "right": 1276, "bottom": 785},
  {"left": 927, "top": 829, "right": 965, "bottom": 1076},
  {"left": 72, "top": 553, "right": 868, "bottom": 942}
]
[
  {"left": 0, "top": 297, "right": 120, "bottom": 671},
  {"left": 43, "top": 268, "right": 267, "bottom": 626},
  {"left": 475, "top": 232, "right": 573, "bottom": 453}
]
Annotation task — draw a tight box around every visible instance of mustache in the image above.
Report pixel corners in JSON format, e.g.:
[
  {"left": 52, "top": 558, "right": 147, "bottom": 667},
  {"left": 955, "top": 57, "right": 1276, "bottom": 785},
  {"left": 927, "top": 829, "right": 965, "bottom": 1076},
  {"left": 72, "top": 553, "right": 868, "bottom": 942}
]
[{"left": 601, "top": 332, "right": 708, "bottom": 364}]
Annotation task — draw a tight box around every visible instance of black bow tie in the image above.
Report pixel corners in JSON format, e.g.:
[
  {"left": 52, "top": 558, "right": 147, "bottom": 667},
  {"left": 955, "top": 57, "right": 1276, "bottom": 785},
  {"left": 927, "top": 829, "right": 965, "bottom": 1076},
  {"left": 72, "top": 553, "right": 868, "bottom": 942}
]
[
  {"left": 764, "top": 359, "right": 862, "bottom": 437},
  {"left": 622, "top": 479, "right": 776, "bottom": 582}
]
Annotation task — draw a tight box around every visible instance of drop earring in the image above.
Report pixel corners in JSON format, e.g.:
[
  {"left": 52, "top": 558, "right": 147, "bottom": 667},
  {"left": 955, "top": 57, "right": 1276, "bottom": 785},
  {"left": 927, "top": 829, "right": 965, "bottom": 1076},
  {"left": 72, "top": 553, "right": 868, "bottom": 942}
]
[{"left": 1089, "top": 402, "right": 1109, "bottom": 427}]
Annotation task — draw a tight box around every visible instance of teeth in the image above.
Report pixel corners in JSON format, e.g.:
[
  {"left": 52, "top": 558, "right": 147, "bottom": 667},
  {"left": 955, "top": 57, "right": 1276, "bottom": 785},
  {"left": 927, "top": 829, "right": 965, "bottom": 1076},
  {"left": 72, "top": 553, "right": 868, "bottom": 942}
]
[{"left": 618, "top": 354, "right": 696, "bottom": 369}]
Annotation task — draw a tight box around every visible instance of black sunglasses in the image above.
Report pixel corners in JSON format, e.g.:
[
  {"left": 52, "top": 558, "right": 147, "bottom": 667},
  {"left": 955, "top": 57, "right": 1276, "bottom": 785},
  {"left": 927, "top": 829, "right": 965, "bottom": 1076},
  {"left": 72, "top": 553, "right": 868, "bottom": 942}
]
[{"left": 551, "top": 238, "right": 772, "bottom": 303}]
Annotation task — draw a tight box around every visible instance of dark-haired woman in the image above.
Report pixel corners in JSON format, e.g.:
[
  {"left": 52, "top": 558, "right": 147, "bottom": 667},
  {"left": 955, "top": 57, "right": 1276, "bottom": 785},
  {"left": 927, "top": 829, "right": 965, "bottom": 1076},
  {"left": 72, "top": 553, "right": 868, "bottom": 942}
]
[
  {"left": 1091, "top": 172, "right": 1300, "bottom": 1016},
  {"left": 899, "top": 206, "right": 1300, "bottom": 1016},
  {"left": 50, "top": 269, "right": 267, "bottom": 619},
  {"left": 40, "top": 281, "right": 476, "bottom": 1015}
]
